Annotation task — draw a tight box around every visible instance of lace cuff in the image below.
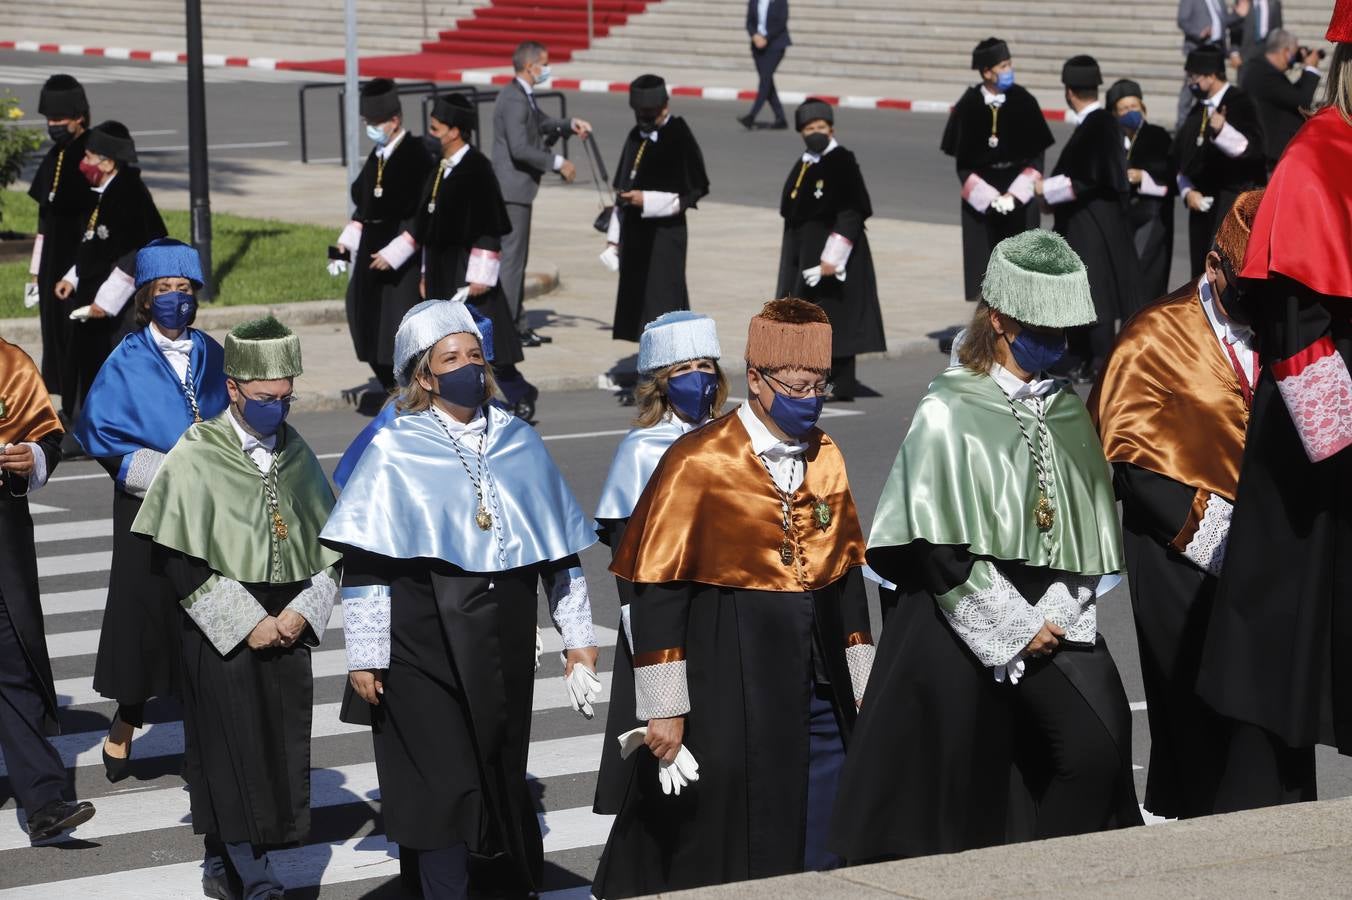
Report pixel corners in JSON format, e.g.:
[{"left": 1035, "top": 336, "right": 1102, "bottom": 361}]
[
  {"left": 845, "top": 639, "right": 875, "bottom": 703},
  {"left": 962, "top": 173, "right": 999, "bottom": 213},
  {"left": 466, "top": 248, "right": 501, "bottom": 286},
  {"left": 29, "top": 234, "right": 43, "bottom": 276},
  {"left": 606, "top": 206, "right": 622, "bottom": 243},
  {"left": 183, "top": 575, "right": 269, "bottom": 656},
  {"left": 118, "top": 447, "right": 165, "bottom": 498},
  {"left": 376, "top": 231, "right": 417, "bottom": 269},
  {"left": 937, "top": 562, "right": 1044, "bottom": 668},
  {"left": 336, "top": 220, "right": 362, "bottom": 256},
  {"left": 1272, "top": 336, "right": 1352, "bottom": 463},
  {"left": 93, "top": 266, "right": 137, "bottom": 316},
  {"left": 286, "top": 570, "right": 339, "bottom": 644},
  {"left": 1007, "top": 167, "right": 1039, "bottom": 205},
  {"left": 640, "top": 190, "right": 682, "bottom": 218},
  {"left": 1138, "top": 170, "right": 1169, "bottom": 197},
  {"left": 1212, "top": 122, "right": 1249, "bottom": 158},
  {"left": 821, "top": 232, "right": 854, "bottom": 269},
  {"left": 547, "top": 566, "right": 598, "bottom": 649},
  {"left": 1183, "top": 493, "right": 1232, "bottom": 576},
  {"left": 342, "top": 584, "right": 391, "bottom": 670},
  {"left": 1033, "top": 576, "right": 1098, "bottom": 644},
  {"left": 1041, "top": 174, "right": 1076, "bottom": 205},
  {"left": 634, "top": 657, "right": 691, "bottom": 719}
]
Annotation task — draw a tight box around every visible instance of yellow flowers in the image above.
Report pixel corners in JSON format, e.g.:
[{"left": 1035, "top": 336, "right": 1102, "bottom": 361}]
[{"left": 5, "top": 107, "right": 22, "bottom": 120}]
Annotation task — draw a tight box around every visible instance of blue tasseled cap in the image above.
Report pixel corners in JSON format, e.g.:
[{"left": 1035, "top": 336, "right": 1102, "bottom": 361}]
[{"left": 135, "top": 238, "right": 204, "bottom": 289}]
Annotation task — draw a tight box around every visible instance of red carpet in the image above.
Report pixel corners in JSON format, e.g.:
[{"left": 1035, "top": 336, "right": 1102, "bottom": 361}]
[{"left": 278, "top": 53, "right": 507, "bottom": 80}]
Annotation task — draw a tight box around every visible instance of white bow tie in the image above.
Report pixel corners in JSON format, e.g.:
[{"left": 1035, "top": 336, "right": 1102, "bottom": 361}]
[
  {"left": 984, "top": 92, "right": 1007, "bottom": 108},
  {"left": 763, "top": 442, "right": 806, "bottom": 460},
  {"left": 640, "top": 130, "right": 659, "bottom": 143}
]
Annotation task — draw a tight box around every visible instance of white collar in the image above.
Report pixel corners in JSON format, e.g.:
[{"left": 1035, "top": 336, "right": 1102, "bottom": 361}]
[
  {"left": 516, "top": 76, "right": 535, "bottom": 96},
  {"left": 376, "top": 129, "right": 407, "bottom": 160},
  {"left": 802, "top": 136, "right": 839, "bottom": 164},
  {"left": 980, "top": 85, "right": 1007, "bottom": 107},
  {"left": 93, "top": 172, "right": 116, "bottom": 195},
  {"left": 737, "top": 399, "right": 805, "bottom": 458},
  {"left": 149, "top": 323, "right": 193, "bottom": 355},
  {"left": 662, "top": 410, "right": 700, "bottom": 433},
  {"left": 226, "top": 406, "right": 278, "bottom": 454},
  {"left": 1198, "top": 275, "right": 1254, "bottom": 347},
  {"left": 1205, "top": 83, "right": 1231, "bottom": 108},
  {"left": 431, "top": 404, "right": 486, "bottom": 436},
  {"left": 991, "top": 363, "right": 1058, "bottom": 400},
  {"left": 1070, "top": 101, "right": 1102, "bottom": 127},
  {"left": 440, "top": 142, "right": 471, "bottom": 176}
]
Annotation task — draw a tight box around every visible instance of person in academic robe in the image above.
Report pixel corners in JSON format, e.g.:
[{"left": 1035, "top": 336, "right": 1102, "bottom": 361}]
[
  {"left": 132, "top": 317, "right": 340, "bottom": 899},
  {"left": 412, "top": 95, "right": 540, "bottom": 422},
  {"left": 592, "top": 299, "right": 876, "bottom": 899},
  {"left": 321, "top": 299, "right": 601, "bottom": 899},
  {"left": 941, "top": 37, "right": 1055, "bottom": 304},
  {"left": 53, "top": 121, "right": 167, "bottom": 425},
  {"left": 27, "top": 74, "right": 91, "bottom": 425},
  {"left": 1174, "top": 44, "right": 1267, "bottom": 278},
  {"left": 329, "top": 78, "right": 436, "bottom": 394},
  {"left": 604, "top": 75, "right": 711, "bottom": 344},
  {"left": 0, "top": 340, "right": 97, "bottom": 844},
  {"left": 1108, "top": 79, "right": 1177, "bottom": 301},
  {"left": 72, "top": 239, "right": 228, "bottom": 783},
  {"left": 1088, "top": 191, "right": 1263, "bottom": 820},
  {"left": 1197, "top": 10, "right": 1352, "bottom": 813},
  {"left": 776, "top": 98, "right": 886, "bottom": 402},
  {"left": 830, "top": 231, "right": 1141, "bottom": 863},
  {"left": 593, "top": 311, "right": 727, "bottom": 816},
  {"left": 1039, "top": 56, "right": 1142, "bottom": 382}
]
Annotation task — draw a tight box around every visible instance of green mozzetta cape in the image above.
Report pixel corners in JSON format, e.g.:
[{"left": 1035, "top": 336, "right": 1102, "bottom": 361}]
[
  {"left": 869, "top": 367, "right": 1123, "bottom": 577},
  {"left": 132, "top": 412, "right": 341, "bottom": 584}
]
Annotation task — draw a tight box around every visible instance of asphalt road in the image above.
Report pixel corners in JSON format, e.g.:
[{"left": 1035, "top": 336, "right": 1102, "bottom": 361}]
[{"left": 6, "top": 353, "right": 1352, "bottom": 897}]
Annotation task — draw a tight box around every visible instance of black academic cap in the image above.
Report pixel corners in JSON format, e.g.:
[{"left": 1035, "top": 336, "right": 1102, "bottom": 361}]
[
  {"left": 430, "top": 93, "right": 476, "bottom": 136},
  {"left": 86, "top": 120, "right": 137, "bottom": 164},
  {"left": 628, "top": 74, "right": 668, "bottom": 110},
  {"left": 1186, "top": 44, "right": 1227, "bottom": 76},
  {"left": 971, "top": 37, "right": 1011, "bottom": 72},
  {"left": 359, "top": 78, "right": 401, "bottom": 123},
  {"left": 1061, "top": 55, "right": 1103, "bottom": 89},
  {"left": 38, "top": 73, "right": 88, "bottom": 120},
  {"left": 1106, "top": 79, "right": 1143, "bottom": 110},
  {"left": 794, "top": 97, "right": 834, "bottom": 131}
]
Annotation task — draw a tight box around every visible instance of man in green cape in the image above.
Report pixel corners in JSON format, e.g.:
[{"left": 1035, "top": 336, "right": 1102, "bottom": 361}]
[
  {"left": 829, "top": 230, "right": 1141, "bottom": 863},
  {"left": 133, "top": 316, "right": 341, "bottom": 899}
]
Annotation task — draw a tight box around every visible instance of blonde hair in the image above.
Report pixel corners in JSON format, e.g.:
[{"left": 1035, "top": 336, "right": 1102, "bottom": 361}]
[
  {"left": 1324, "top": 43, "right": 1352, "bottom": 123},
  {"left": 633, "top": 361, "right": 729, "bottom": 427},
  {"left": 957, "top": 302, "right": 1002, "bottom": 375},
  {"left": 395, "top": 341, "right": 498, "bottom": 413}
]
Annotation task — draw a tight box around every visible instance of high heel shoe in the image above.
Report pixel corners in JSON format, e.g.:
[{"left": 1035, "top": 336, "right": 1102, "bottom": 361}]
[{"left": 102, "top": 711, "right": 133, "bottom": 783}]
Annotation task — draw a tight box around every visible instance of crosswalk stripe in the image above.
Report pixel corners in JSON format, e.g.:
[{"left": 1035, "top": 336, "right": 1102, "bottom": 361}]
[
  {"left": 33, "top": 518, "right": 113, "bottom": 543},
  {"left": 35, "top": 589, "right": 106, "bottom": 616},
  {"left": 36, "top": 551, "right": 112, "bottom": 579},
  {"left": 27, "top": 503, "right": 65, "bottom": 515}
]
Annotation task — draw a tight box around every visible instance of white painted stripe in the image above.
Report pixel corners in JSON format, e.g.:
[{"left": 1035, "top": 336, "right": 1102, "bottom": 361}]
[
  {"left": 841, "top": 95, "right": 881, "bottom": 109},
  {"left": 56, "top": 44, "right": 84, "bottom": 55},
  {"left": 27, "top": 503, "right": 65, "bottom": 514},
  {"left": 911, "top": 99, "right": 952, "bottom": 114},
  {"left": 149, "top": 50, "right": 179, "bottom": 63},
  {"left": 700, "top": 86, "right": 739, "bottom": 101},
  {"left": 248, "top": 57, "right": 277, "bottom": 69},
  {"left": 130, "top": 129, "right": 178, "bottom": 137},
  {"left": 202, "top": 53, "right": 226, "bottom": 67},
  {"left": 33, "top": 518, "right": 112, "bottom": 543},
  {"left": 104, "top": 47, "right": 132, "bottom": 59},
  {"left": 1130, "top": 700, "right": 1147, "bottom": 711},
  {"left": 138, "top": 140, "right": 289, "bottom": 154},
  {"left": 579, "top": 79, "right": 611, "bottom": 92},
  {"left": 460, "top": 70, "right": 494, "bottom": 84},
  {"left": 15, "top": 41, "right": 40, "bottom": 52},
  {"left": 47, "top": 471, "right": 105, "bottom": 483},
  {"left": 37, "top": 589, "right": 105, "bottom": 616},
  {"left": 778, "top": 90, "right": 808, "bottom": 105},
  {"left": 37, "top": 551, "right": 111, "bottom": 579}
]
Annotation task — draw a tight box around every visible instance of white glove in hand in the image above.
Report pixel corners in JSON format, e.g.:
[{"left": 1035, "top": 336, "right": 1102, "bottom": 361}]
[
  {"left": 564, "top": 657, "right": 603, "bottom": 719},
  {"left": 616, "top": 727, "right": 701, "bottom": 796},
  {"left": 802, "top": 265, "right": 847, "bottom": 288},
  {"left": 326, "top": 259, "right": 349, "bottom": 277},
  {"left": 993, "top": 658, "right": 1026, "bottom": 685},
  {"left": 534, "top": 627, "right": 543, "bottom": 673},
  {"left": 1198, "top": 195, "right": 1216, "bottom": 213},
  {"left": 599, "top": 244, "right": 620, "bottom": 273},
  {"left": 991, "top": 194, "right": 1017, "bottom": 215},
  {"left": 23, "top": 283, "right": 40, "bottom": 309},
  {"left": 69, "top": 305, "right": 93, "bottom": 322}
]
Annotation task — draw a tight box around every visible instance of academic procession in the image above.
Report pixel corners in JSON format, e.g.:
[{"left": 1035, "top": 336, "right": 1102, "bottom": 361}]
[{"left": 3, "top": 0, "right": 1352, "bottom": 896}]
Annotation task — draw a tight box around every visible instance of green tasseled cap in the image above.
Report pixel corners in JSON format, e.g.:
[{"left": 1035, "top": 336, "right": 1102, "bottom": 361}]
[
  {"left": 981, "top": 229, "right": 1095, "bottom": 328},
  {"left": 224, "top": 315, "right": 303, "bottom": 381}
]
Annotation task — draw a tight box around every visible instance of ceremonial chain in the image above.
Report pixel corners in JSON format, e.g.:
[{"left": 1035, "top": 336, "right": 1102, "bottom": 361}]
[
  {"left": 256, "top": 450, "right": 289, "bottom": 584},
  {"left": 83, "top": 194, "right": 104, "bottom": 241},
  {"left": 180, "top": 358, "right": 202, "bottom": 423},
  {"left": 426, "top": 158, "right": 449, "bottom": 213},
  {"left": 374, "top": 153, "right": 387, "bottom": 199},
  {"left": 1001, "top": 391, "right": 1056, "bottom": 535},
  {"left": 759, "top": 455, "right": 801, "bottom": 566},
  {"left": 628, "top": 139, "right": 649, "bottom": 182},
  {"left": 789, "top": 159, "right": 810, "bottom": 199},
  {"left": 49, "top": 148, "right": 65, "bottom": 203},
  {"left": 1197, "top": 107, "right": 1211, "bottom": 147},
  {"left": 434, "top": 413, "right": 495, "bottom": 531},
  {"left": 988, "top": 105, "right": 1000, "bottom": 149}
]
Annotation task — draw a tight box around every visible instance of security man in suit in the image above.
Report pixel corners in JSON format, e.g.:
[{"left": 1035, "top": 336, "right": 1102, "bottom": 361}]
[
  {"left": 1239, "top": 28, "right": 1321, "bottom": 173},
  {"left": 1236, "top": 0, "right": 1282, "bottom": 68},
  {"left": 739, "top": 0, "right": 791, "bottom": 130},
  {"left": 491, "top": 39, "right": 591, "bottom": 346},
  {"left": 1176, "top": 0, "right": 1249, "bottom": 126}
]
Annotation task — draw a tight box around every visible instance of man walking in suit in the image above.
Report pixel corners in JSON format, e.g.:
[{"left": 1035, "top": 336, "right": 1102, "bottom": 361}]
[
  {"left": 492, "top": 40, "right": 592, "bottom": 346},
  {"left": 1176, "top": 0, "right": 1250, "bottom": 126},
  {"left": 738, "top": 0, "right": 791, "bottom": 130},
  {"left": 1240, "top": 28, "right": 1321, "bottom": 173}
]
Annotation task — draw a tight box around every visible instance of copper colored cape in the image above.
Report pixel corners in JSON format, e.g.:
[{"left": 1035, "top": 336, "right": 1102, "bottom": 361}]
[
  {"left": 0, "top": 339, "right": 61, "bottom": 446},
  {"left": 1088, "top": 283, "right": 1248, "bottom": 502},
  {"left": 610, "top": 409, "right": 866, "bottom": 592}
]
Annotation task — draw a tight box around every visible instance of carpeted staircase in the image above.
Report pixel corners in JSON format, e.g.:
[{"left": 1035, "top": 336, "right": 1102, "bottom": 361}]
[{"left": 423, "top": 0, "right": 662, "bottom": 63}]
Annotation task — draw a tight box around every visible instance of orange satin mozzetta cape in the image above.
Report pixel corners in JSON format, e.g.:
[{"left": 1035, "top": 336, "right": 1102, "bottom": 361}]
[
  {"left": 1088, "top": 284, "right": 1248, "bottom": 501},
  {"left": 610, "top": 410, "right": 867, "bottom": 592},
  {"left": 0, "top": 339, "right": 62, "bottom": 447}
]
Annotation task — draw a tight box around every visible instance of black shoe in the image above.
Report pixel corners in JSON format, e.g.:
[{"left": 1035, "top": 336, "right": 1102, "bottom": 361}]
[
  {"left": 768, "top": 119, "right": 789, "bottom": 130},
  {"left": 27, "top": 800, "right": 95, "bottom": 844},
  {"left": 737, "top": 113, "right": 756, "bottom": 130},
  {"left": 519, "top": 328, "right": 552, "bottom": 345},
  {"left": 102, "top": 711, "right": 133, "bottom": 783},
  {"left": 513, "top": 384, "right": 539, "bottom": 423},
  {"left": 201, "top": 871, "right": 235, "bottom": 900}
]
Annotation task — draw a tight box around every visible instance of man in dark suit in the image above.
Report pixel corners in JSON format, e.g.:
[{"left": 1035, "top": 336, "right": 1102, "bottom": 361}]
[
  {"left": 1235, "top": 0, "right": 1282, "bottom": 68},
  {"left": 738, "top": 0, "right": 791, "bottom": 130},
  {"left": 1176, "top": 0, "right": 1249, "bottom": 126},
  {"left": 491, "top": 40, "right": 591, "bottom": 346},
  {"left": 1240, "top": 28, "right": 1321, "bottom": 173}
]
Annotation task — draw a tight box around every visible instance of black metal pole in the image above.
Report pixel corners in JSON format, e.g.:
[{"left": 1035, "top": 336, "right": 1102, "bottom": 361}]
[{"left": 185, "top": 0, "right": 214, "bottom": 300}]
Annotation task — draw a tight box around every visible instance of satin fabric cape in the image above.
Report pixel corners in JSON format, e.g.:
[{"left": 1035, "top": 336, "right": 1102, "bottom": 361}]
[
  {"left": 610, "top": 410, "right": 866, "bottom": 592},
  {"left": 594, "top": 418, "right": 689, "bottom": 523},
  {"left": 132, "top": 413, "right": 340, "bottom": 584},
  {"left": 868, "top": 367, "right": 1123, "bottom": 577},
  {"left": 0, "top": 340, "right": 62, "bottom": 446},
  {"left": 321, "top": 405, "right": 595, "bottom": 572},
  {"left": 73, "top": 326, "right": 229, "bottom": 458},
  {"left": 1088, "top": 283, "right": 1248, "bottom": 501},
  {"left": 1240, "top": 107, "right": 1352, "bottom": 298}
]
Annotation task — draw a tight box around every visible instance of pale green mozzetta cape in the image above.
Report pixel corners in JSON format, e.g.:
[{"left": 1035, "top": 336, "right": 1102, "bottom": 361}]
[
  {"left": 132, "top": 412, "right": 341, "bottom": 584},
  {"left": 869, "top": 367, "right": 1123, "bottom": 576}
]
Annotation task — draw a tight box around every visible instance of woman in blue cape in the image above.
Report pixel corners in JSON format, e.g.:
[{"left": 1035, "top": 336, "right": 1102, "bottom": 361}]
[
  {"left": 321, "top": 299, "right": 602, "bottom": 899},
  {"left": 592, "top": 310, "right": 726, "bottom": 815},
  {"left": 73, "top": 237, "right": 227, "bottom": 781}
]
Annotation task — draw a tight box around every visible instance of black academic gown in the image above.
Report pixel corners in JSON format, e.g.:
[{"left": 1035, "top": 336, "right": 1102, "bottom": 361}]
[
  {"left": 592, "top": 518, "right": 638, "bottom": 816},
  {"left": 1050, "top": 108, "right": 1142, "bottom": 369},
  {"left": 940, "top": 85, "right": 1055, "bottom": 301},
  {"left": 1173, "top": 87, "right": 1266, "bottom": 277},
  {"left": 1125, "top": 123, "right": 1177, "bottom": 302},
  {"left": 775, "top": 145, "right": 886, "bottom": 361},
  {"left": 414, "top": 146, "right": 523, "bottom": 367},
  {"left": 591, "top": 569, "right": 867, "bottom": 900},
  {"left": 830, "top": 547, "right": 1141, "bottom": 863},
  {"left": 0, "top": 433, "right": 63, "bottom": 737},
  {"left": 66, "top": 169, "right": 167, "bottom": 416},
  {"left": 28, "top": 132, "right": 92, "bottom": 400},
  {"left": 347, "top": 134, "right": 436, "bottom": 367},
  {"left": 611, "top": 117, "right": 710, "bottom": 342}
]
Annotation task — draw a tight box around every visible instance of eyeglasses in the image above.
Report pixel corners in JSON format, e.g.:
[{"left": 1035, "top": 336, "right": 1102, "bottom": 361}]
[
  {"left": 758, "top": 370, "right": 832, "bottom": 399},
  {"left": 242, "top": 392, "right": 297, "bottom": 406}
]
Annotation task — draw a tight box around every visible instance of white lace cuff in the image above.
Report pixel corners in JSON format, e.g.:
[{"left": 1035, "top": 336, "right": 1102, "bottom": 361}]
[
  {"left": 938, "top": 562, "right": 1044, "bottom": 668},
  {"left": 342, "top": 585, "right": 391, "bottom": 670},
  {"left": 821, "top": 232, "right": 853, "bottom": 269},
  {"left": 606, "top": 206, "right": 622, "bottom": 243},
  {"left": 286, "top": 570, "right": 339, "bottom": 644},
  {"left": 93, "top": 266, "right": 136, "bottom": 316},
  {"left": 1138, "top": 170, "right": 1169, "bottom": 197},
  {"left": 466, "top": 248, "right": 501, "bottom": 286},
  {"left": 376, "top": 231, "right": 417, "bottom": 270},
  {"left": 845, "top": 641, "right": 875, "bottom": 703},
  {"left": 1184, "top": 493, "right": 1232, "bottom": 577},
  {"left": 1041, "top": 174, "right": 1076, "bottom": 205},
  {"left": 1272, "top": 337, "right": 1352, "bottom": 463},
  {"left": 548, "top": 566, "right": 598, "bottom": 650},
  {"left": 29, "top": 234, "right": 43, "bottom": 276},
  {"left": 1007, "top": 167, "right": 1039, "bottom": 205},
  {"left": 1034, "top": 576, "right": 1098, "bottom": 644},
  {"left": 62, "top": 265, "right": 79, "bottom": 289},
  {"left": 635, "top": 658, "right": 691, "bottom": 719},
  {"left": 183, "top": 575, "right": 269, "bottom": 656},
  {"left": 962, "top": 173, "right": 999, "bottom": 213},
  {"left": 1212, "top": 122, "right": 1249, "bottom": 158},
  {"left": 119, "top": 447, "right": 165, "bottom": 498},
  {"left": 337, "top": 220, "right": 363, "bottom": 256},
  {"left": 640, "top": 190, "right": 682, "bottom": 218}
]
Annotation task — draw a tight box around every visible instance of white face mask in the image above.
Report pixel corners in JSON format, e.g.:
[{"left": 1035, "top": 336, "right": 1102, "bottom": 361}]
[
  {"left": 533, "top": 64, "right": 552, "bottom": 86},
  {"left": 366, "top": 123, "right": 390, "bottom": 146}
]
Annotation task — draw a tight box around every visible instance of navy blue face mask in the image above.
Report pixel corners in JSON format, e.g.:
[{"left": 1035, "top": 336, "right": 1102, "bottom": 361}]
[
  {"left": 1007, "top": 328, "right": 1067, "bottom": 374},
  {"left": 151, "top": 290, "right": 196, "bottom": 331},
  {"left": 436, "top": 362, "right": 487, "bottom": 408},
  {"left": 1118, "top": 109, "right": 1144, "bottom": 132},
  {"left": 766, "top": 390, "right": 824, "bottom": 439},
  {"left": 240, "top": 396, "right": 290, "bottom": 438},
  {"left": 667, "top": 369, "right": 718, "bottom": 423}
]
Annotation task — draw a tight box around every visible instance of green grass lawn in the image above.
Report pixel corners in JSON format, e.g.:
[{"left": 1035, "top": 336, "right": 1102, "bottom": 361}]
[{"left": 0, "top": 188, "right": 342, "bottom": 319}]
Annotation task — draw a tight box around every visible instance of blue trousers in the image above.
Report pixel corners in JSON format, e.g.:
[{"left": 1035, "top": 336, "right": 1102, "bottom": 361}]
[
  {"left": 804, "top": 683, "right": 845, "bottom": 871},
  {"left": 749, "top": 43, "right": 787, "bottom": 123}
]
